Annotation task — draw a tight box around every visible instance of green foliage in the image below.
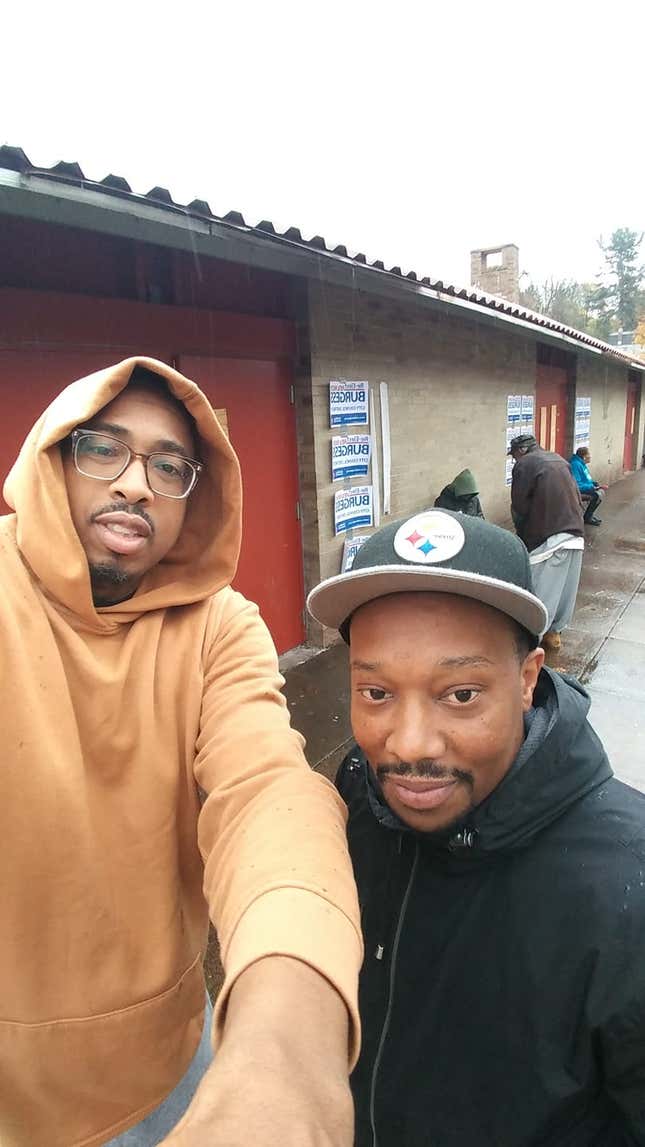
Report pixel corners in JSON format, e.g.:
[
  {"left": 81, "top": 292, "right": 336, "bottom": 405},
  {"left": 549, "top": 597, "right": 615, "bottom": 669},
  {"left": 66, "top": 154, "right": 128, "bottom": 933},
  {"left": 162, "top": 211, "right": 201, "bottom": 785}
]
[
  {"left": 520, "top": 228, "right": 644, "bottom": 341},
  {"left": 598, "top": 228, "right": 645, "bottom": 330},
  {"left": 519, "top": 278, "right": 612, "bottom": 338}
]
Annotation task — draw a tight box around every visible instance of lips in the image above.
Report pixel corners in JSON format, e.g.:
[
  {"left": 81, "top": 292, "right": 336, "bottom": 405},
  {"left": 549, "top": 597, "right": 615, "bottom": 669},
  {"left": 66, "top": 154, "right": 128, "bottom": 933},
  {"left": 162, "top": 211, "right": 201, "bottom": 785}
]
[
  {"left": 384, "top": 776, "right": 458, "bottom": 811},
  {"left": 92, "top": 512, "right": 152, "bottom": 557}
]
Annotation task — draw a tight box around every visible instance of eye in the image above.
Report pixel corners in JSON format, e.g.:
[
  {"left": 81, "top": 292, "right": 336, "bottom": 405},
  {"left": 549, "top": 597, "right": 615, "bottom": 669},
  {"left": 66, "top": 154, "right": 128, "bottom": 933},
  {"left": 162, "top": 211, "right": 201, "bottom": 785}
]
[
  {"left": 445, "top": 688, "right": 480, "bottom": 705},
  {"left": 359, "top": 687, "right": 391, "bottom": 703},
  {"left": 80, "top": 439, "right": 120, "bottom": 459},
  {"left": 152, "top": 457, "right": 186, "bottom": 479}
]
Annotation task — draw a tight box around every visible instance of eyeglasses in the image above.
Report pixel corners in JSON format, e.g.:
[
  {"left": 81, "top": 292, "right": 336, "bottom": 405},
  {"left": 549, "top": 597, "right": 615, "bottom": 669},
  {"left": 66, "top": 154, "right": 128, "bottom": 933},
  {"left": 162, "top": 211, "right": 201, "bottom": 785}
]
[{"left": 70, "top": 429, "right": 203, "bottom": 500}]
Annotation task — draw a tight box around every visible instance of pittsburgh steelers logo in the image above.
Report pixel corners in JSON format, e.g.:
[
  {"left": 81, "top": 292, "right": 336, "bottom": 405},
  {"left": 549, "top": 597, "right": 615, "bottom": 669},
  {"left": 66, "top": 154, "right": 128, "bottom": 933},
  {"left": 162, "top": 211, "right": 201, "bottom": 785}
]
[{"left": 393, "top": 511, "right": 466, "bottom": 565}]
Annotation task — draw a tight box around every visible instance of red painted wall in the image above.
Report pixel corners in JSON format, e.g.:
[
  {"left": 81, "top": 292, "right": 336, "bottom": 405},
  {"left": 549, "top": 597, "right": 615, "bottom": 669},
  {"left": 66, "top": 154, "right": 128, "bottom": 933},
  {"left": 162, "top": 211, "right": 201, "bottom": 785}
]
[
  {"left": 0, "top": 216, "right": 293, "bottom": 316},
  {"left": 0, "top": 287, "right": 303, "bottom": 652}
]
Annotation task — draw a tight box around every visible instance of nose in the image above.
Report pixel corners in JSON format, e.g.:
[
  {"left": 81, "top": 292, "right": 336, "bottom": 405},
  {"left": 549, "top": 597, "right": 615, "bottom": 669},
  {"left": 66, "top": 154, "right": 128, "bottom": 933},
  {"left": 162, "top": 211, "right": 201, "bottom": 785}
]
[
  {"left": 108, "top": 457, "right": 154, "bottom": 504},
  {"left": 385, "top": 697, "right": 448, "bottom": 765}
]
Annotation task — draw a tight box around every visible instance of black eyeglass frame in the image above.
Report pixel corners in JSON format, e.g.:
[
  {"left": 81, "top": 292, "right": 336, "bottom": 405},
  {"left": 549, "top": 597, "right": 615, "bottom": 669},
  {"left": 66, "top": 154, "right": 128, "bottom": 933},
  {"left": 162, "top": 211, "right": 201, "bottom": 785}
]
[{"left": 69, "top": 428, "right": 203, "bottom": 500}]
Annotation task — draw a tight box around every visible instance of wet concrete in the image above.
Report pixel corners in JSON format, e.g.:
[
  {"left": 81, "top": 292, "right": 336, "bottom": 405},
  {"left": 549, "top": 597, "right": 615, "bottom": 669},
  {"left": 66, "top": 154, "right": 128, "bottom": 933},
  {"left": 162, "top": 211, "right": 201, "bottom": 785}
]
[{"left": 283, "top": 643, "right": 353, "bottom": 783}]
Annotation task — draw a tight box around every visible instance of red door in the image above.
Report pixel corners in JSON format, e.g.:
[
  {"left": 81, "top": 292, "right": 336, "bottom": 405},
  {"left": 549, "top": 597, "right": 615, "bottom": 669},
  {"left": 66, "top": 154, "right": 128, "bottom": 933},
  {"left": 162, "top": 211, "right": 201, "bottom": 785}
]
[
  {"left": 623, "top": 377, "right": 641, "bottom": 471},
  {"left": 0, "top": 348, "right": 121, "bottom": 511},
  {"left": 535, "top": 364, "right": 569, "bottom": 457},
  {"left": 178, "top": 355, "right": 304, "bottom": 654}
]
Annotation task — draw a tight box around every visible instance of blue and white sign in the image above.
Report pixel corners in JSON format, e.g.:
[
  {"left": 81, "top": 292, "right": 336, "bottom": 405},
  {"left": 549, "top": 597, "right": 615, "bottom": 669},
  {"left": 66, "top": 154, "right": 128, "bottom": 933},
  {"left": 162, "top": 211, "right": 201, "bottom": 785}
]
[
  {"left": 506, "top": 394, "right": 522, "bottom": 424},
  {"left": 574, "top": 396, "right": 591, "bottom": 448},
  {"left": 334, "top": 485, "right": 373, "bottom": 534},
  {"left": 332, "top": 434, "right": 371, "bottom": 481},
  {"left": 330, "top": 380, "right": 369, "bottom": 427},
  {"left": 341, "top": 533, "right": 371, "bottom": 572},
  {"left": 521, "top": 393, "right": 534, "bottom": 428}
]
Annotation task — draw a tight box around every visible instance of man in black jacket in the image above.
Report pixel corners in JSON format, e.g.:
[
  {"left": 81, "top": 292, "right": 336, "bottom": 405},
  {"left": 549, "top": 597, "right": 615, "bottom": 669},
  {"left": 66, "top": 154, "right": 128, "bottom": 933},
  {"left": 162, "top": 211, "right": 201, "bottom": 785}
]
[
  {"left": 509, "top": 434, "right": 584, "bottom": 653},
  {"left": 308, "top": 509, "right": 645, "bottom": 1147}
]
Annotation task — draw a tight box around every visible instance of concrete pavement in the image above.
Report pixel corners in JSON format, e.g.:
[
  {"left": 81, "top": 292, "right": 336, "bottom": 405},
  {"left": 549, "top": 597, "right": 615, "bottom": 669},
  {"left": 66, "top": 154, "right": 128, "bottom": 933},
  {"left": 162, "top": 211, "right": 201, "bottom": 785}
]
[{"left": 284, "top": 468, "right": 645, "bottom": 789}]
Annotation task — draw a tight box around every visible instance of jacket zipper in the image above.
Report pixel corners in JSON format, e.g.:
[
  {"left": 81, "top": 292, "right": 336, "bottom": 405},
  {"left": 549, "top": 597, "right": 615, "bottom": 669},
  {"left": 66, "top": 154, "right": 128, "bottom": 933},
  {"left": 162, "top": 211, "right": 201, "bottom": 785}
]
[{"left": 369, "top": 841, "right": 419, "bottom": 1147}]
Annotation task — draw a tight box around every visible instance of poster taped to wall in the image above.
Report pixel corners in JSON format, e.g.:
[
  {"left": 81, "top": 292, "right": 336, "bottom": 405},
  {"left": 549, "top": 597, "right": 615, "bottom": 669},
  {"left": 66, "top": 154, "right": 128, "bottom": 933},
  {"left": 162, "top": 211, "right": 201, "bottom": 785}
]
[
  {"left": 334, "top": 485, "right": 373, "bottom": 534},
  {"left": 329, "top": 380, "right": 369, "bottom": 427},
  {"left": 331, "top": 434, "right": 371, "bottom": 480},
  {"left": 520, "top": 394, "right": 534, "bottom": 432},
  {"left": 574, "top": 396, "right": 591, "bottom": 449},
  {"left": 341, "top": 533, "right": 371, "bottom": 572},
  {"left": 507, "top": 394, "right": 522, "bottom": 424},
  {"left": 506, "top": 393, "right": 534, "bottom": 486}
]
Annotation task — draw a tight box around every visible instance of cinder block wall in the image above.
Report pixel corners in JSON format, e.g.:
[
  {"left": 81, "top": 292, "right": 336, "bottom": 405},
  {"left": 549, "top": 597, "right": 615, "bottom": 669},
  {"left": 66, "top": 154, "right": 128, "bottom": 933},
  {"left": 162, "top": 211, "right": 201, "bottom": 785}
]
[
  {"left": 305, "top": 282, "right": 535, "bottom": 605},
  {"left": 298, "top": 279, "right": 640, "bottom": 646},
  {"left": 577, "top": 359, "right": 635, "bottom": 484}
]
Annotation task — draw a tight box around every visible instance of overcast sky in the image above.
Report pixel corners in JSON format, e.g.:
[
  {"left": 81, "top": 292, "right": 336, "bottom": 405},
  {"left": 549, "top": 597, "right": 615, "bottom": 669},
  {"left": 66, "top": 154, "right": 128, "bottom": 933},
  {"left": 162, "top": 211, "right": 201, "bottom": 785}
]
[{"left": 3, "top": 0, "right": 643, "bottom": 290}]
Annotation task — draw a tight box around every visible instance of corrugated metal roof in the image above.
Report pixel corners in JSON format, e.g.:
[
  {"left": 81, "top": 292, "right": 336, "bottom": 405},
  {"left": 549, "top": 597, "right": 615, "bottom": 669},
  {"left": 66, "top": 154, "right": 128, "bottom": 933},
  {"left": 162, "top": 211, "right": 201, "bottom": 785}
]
[{"left": 1, "top": 144, "right": 642, "bottom": 369}]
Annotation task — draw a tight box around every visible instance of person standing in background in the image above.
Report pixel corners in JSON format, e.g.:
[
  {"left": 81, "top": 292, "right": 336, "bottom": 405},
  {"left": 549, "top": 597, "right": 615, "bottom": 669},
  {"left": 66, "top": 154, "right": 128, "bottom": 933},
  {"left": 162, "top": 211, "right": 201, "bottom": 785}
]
[{"left": 509, "top": 434, "right": 584, "bottom": 653}]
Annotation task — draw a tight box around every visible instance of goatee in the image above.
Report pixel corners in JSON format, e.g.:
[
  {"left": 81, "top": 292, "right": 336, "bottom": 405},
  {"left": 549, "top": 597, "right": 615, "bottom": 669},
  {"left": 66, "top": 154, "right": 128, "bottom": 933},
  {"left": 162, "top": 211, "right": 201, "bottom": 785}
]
[{"left": 89, "top": 562, "right": 135, "bottom": 606}]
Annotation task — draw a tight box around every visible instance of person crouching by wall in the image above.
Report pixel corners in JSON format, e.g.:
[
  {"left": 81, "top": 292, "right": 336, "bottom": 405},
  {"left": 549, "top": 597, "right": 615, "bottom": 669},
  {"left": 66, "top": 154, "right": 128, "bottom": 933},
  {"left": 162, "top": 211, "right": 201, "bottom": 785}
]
[{"left": 434, "top": 469, "right": 484, "bottom": 518}]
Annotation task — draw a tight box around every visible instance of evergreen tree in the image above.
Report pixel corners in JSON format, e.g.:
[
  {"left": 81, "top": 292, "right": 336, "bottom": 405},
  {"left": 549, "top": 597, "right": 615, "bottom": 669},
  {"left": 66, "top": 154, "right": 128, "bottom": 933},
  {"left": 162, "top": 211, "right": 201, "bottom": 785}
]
[{"left": 598, "top": 228, "right": 644, "bottom": 330}]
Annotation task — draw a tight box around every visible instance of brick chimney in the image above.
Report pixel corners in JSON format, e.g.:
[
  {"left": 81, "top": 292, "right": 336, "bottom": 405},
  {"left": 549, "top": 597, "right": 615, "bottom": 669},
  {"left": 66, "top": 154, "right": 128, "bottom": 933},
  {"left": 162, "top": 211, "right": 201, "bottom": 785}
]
[{"left": 470, "top": 244, "right": 520, "bottom": 303}]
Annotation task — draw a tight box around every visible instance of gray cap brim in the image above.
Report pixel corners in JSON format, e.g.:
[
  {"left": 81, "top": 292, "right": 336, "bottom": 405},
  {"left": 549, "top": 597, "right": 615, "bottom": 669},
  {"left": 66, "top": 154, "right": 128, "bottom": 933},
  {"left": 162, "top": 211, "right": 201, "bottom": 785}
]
[{"left": 307, "top": 564, "right": 548, "bottom": 636}]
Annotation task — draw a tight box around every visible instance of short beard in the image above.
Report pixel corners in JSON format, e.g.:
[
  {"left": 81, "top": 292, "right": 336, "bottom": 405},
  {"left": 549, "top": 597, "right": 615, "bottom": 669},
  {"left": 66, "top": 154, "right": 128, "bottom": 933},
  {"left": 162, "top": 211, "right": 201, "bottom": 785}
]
[
  {"left": 89, "top": 562, "right": 136, "bottom": 606},
  {"left": 375, "top": 759, "right": 476, "bottom": 838}
]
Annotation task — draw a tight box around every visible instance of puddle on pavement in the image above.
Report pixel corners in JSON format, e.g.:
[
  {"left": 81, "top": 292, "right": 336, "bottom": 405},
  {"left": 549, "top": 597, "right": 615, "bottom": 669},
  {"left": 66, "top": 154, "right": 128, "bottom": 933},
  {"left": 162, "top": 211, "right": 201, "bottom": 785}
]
[{"left": 613, "top": 537, "right": 645, "bottom": 553}]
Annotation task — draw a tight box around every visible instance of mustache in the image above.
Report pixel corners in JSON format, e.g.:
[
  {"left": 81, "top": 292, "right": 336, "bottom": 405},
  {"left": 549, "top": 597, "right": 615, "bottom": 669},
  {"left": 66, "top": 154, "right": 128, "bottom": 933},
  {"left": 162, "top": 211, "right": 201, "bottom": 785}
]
[
  {"left": 376, "top": 760, "right": 474, "bottom": 790},
  {"left": 90, "top": 502, "right": 155, "bottom": 534}
]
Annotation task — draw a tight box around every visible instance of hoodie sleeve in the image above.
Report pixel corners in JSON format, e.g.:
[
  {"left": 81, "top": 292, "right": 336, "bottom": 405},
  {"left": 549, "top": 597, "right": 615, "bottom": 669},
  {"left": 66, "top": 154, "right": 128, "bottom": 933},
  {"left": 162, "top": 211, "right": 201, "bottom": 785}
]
[
  {"left": 193, "top": 588, "right": 362, "bottom": 1066},
  {"left": 570, "top": 456, "right": 595, "bottom": 494},
  {"left": 596, "top": 883, "right": 645, "bottom": 1143},
  {"left": 601, "top": 1000, "right": 645, "bottom": 1141}
]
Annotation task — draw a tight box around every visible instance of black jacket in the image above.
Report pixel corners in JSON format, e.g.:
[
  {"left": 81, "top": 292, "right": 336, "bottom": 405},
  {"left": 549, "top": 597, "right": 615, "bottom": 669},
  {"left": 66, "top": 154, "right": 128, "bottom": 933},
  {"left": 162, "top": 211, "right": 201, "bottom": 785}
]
[
  {"left": 511, "top": 446, "right": 584, "bottom": 552},
  {"left": 337, "top": 669, "right": 645, "bottom": 1146}
]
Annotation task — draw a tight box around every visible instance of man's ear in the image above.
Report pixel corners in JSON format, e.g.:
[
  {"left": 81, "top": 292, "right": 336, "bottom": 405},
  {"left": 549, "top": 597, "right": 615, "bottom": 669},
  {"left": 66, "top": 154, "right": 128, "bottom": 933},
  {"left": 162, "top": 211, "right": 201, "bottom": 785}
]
[{"left": 521, "top": 647, "right": 545, "bottom": 711}]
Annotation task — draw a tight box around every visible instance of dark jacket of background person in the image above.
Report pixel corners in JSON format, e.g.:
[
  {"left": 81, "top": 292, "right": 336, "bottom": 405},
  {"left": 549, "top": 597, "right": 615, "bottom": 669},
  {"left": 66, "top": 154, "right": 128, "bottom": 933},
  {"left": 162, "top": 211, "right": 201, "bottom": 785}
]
[
  {"left": 511, "top": 445, "right": 584, "bottom": 552},
  {"left": 337, "top": 668, "right": 645, "bottom": 1147},
  {"left": 434, "top": 468, "right": 484, "bottom": 518}
]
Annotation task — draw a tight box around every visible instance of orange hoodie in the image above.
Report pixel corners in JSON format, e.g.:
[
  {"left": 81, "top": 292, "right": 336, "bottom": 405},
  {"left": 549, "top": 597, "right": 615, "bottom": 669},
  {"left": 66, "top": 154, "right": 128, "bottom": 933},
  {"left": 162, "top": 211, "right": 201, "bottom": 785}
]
[{"left": 0, "top": 357, "right": 361, "bottom": 1147}]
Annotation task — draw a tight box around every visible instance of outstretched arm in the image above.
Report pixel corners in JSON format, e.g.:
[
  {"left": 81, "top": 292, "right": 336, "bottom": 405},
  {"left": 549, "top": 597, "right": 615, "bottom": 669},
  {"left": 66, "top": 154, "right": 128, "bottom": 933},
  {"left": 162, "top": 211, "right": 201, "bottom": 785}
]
[
  {"left": 162, "top": 957, "right": 352, "bottom": 1146},
  {"left": 163, "top": 589, "right": 361, "bottom": 1145}
]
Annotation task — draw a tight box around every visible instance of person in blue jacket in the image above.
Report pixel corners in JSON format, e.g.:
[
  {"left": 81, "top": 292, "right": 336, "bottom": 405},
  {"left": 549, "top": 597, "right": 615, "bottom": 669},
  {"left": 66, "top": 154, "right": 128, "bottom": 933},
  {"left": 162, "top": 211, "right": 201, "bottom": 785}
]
[{"left": 570, "top": 446, "right": 607, "bottom": 525}]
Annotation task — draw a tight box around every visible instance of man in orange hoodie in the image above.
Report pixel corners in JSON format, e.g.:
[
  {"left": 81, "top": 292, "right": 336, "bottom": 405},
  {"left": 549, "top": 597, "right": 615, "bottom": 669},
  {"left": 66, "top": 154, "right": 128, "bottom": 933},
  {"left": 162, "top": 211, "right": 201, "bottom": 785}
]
[{"left": 0, "top": 358, "right": 362, "bottom": 1147}]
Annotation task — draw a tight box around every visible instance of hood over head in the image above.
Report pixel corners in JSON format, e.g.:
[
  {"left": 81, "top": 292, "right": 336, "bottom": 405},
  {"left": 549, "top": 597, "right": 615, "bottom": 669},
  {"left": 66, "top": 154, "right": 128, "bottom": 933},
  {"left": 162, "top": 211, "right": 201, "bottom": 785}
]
[
  {"left": 447, "top": 468, "right": 479, "bottom": 498},
  {"left": 2, "top": 356, "right": 241, "bottom": 627}
]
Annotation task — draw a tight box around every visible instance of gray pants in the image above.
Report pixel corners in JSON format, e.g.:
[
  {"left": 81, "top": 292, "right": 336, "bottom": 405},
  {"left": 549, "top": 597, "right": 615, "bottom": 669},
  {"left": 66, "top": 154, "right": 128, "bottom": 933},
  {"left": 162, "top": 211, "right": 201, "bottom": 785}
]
[
  {"left": 530, "top": 547, "right": 583, "bottom": 635},
  {"left": 105, "top": 997, "right": 213, "bottom": 1146}
]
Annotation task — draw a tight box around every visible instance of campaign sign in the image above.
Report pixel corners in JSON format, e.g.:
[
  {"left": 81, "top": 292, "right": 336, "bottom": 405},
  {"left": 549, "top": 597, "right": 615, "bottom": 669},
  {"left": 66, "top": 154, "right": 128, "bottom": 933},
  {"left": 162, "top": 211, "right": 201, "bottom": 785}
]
[
  {"left": 341, "top": 533, "right": 371, "bottom": 572},
  {"left": 330, "top": 380, "right": 369, "bottom": 427},
  {"left": 574, "top": 396, "right": 591, "bottom": 447},
  {"left": 332, "top": 434, "right": 371, "bottom": 481},
  {"left": 334, "top": 485, "right": 373, "bottom": 534},
  {"left": 506, "top": 394, "right": 522, "bottom": 423},
  {"left": 521, "top": 394, "right": 534, "bottom": 420}
]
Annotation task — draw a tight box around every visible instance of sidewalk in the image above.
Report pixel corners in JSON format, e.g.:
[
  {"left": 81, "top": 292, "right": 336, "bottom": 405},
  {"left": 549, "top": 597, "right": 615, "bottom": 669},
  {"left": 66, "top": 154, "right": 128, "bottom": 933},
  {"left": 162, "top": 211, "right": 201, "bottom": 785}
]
[{"left": 283, "top": 469, "right": 645, "bottom": 788}]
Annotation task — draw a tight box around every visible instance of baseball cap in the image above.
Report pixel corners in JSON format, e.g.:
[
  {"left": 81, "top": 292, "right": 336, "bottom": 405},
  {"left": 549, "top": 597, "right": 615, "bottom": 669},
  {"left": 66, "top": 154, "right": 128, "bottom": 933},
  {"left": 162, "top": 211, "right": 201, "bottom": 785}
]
[
  {"left": 307, "top": 508, "right": 548, "bottom": 641},
  {"left": 507, "top": 433, "right": 537, "bottom": 456}
]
